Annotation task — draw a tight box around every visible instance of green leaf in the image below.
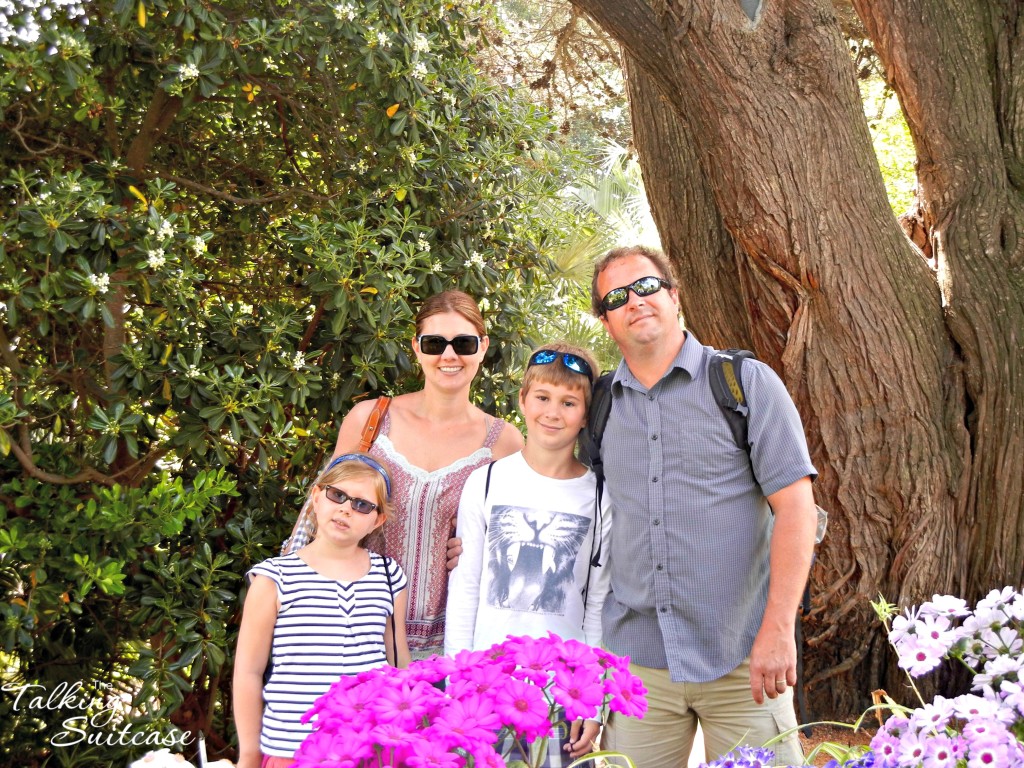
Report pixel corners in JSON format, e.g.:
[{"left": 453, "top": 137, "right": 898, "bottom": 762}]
[{"left": 389, "top": 113, "right": 408, "bottom": 135}]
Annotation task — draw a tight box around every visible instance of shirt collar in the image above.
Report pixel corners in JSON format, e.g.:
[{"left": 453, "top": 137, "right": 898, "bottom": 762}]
[{"left": 611, "top": 330, "right": 704, "bottom": 391}]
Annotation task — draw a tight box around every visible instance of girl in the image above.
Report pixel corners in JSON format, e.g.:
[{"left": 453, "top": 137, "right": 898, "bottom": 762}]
[{"left": 234, "top": 453, "right": 410, "bottom": 768}]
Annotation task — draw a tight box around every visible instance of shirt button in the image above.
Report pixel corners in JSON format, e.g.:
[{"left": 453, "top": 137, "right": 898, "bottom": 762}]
[
  {"left": 653, "top": 519, "right": 661, "bottom": 526},
  {"left": 656, "top": 564, "right": 664, "bottom": 571},
  {"left": 651, "top": 434, "right": 658, "bottom": 440},
  {"left": 652, "top": 477, "right": 659, "bottom": 483},
  {"left": 648, "top": 395, "right": 655, "bottom": 401},
  {"left": 660, "top": 606, "right": 668, "bottom": 613}
]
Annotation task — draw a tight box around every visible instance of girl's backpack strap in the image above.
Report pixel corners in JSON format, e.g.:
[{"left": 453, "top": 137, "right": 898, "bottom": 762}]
[
  {"left": 358, "top": 396, "right": 391, "bottom": 452},
  {"left": 382, "top": 554, "right": 398, "bottom": 666},
  {"left": 382, "top": 554, "right": 395, "bottom": 600}
]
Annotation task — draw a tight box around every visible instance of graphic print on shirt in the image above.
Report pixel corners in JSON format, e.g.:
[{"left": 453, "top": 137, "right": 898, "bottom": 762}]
[{"left": 486, "top": 504, "right": 590, "bottom": 614}]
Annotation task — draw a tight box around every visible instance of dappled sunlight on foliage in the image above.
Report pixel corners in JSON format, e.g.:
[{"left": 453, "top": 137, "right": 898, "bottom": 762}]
[{"left": 0, "top": 0, "right": 581, "bottom": 763}]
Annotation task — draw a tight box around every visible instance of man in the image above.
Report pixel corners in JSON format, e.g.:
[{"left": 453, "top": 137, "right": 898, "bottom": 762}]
[{"left": 592, "top": 245, "right": 818, "bottom": 766}]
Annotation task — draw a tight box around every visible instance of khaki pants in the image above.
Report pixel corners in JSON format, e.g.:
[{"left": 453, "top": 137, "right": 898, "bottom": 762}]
[{"left": 603, "top": 658, "right": 803, "bottom": 767}]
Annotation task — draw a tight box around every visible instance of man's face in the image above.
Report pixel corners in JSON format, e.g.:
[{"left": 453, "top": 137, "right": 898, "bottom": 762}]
[{"left": 596, "top": 253, "right": 681, "bottom": 350}]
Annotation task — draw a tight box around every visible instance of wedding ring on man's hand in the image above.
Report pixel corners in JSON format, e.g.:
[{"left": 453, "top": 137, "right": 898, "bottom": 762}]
[{"left": 775, "top": 680, "right": 787, "bottom": 685}]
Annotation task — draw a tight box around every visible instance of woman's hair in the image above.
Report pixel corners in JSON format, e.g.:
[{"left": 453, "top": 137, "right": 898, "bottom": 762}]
[
  {"left": 308, "top": 453, "right": 392, "bottom": 541},
  {"left": 590, "top": 245, "right": 678, "bottom": 317},
  {"left": 415, "top": 290, "right": 486, "bottom": 337},
  {"left": 521, "top": 340, "right": 599, "bottom": 410}
]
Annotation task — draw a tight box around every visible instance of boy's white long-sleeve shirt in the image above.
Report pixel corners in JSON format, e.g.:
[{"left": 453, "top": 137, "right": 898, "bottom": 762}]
[{"left": 445, "top": 451, "right": 612, "bottom": 655}]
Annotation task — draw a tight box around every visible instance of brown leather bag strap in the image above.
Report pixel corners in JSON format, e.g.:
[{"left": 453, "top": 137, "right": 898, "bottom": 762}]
[{"left": 358, "top": 396, "right": 391, "bottom": 452}]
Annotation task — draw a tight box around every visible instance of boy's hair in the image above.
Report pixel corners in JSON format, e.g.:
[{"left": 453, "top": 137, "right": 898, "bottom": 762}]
[
  {"left": 521, "top": 340, "right": 599, "bottom": 410},
  {"left": 312, "top": 454, "right": 392, "bottom": 523},
  {"left": 415, "top": 289, "right": 486, "bottom": 337}
]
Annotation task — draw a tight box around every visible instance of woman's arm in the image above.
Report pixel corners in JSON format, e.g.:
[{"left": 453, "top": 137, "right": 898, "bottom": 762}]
[
  {"left": 331, "top": 398, "right": 381, "bottom": 458},
  {"left": 443, "top": 468, "right": 489, "bottom": 654},
  {"left": 233, "top": 575, "right": 278, "bottom": 768}
]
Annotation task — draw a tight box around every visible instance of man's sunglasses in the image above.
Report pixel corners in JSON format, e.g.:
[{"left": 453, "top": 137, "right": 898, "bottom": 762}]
[
  {"left": 417, "top": 334, "right": 480, "bottom": 356},
  {"left": 600, "top": 276, "right": 672, "bottom": 313},
  {"left": 528, "top": 349, "right": 595, "bottom": 382},
  {"left": 321, "top": 485, "right": 379, "bottom": 514}
]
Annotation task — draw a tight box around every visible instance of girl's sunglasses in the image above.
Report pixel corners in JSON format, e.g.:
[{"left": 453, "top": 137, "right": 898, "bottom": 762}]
[
  {"left": 600, "top": 275, "right": 672, "bottom": 313},
  {"left": 321, "top": 485, "right": 379, "bottom": 514},
  {"left": 417, "top": 334, "right": 480, "bottom": 355},
  {"left": 528, "top": 349, "right": 594, "bottom": 381}
]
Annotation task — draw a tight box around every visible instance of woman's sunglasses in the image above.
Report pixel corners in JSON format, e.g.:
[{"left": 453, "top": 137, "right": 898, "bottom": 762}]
[
  {"left": 417, "top": 334, "right": 480, "bottom": 356},
  {"left": 600, "top": 275, "right": 672, "bottom": 313},
  {"left": 321, "top": 485, "right": 379, "bottom": 514},
  {"left": 528, "top": 349, "right": 594, "bottom": 381}
]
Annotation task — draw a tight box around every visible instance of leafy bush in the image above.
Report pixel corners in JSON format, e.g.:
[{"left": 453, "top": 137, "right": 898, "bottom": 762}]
[{"left": 0, "top": 0, "right": 578, "bottom": 763}]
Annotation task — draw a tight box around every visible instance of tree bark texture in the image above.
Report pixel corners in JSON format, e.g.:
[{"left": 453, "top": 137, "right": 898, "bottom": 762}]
[
  {"left": 852, "top": 0, "right": 1024, "bottom": 617},
  {"left": 622, "top": 58, "right": 755, "bottom": 350},
  {"left": 571, "top": 0, "right": 1024, "bottom": 718}
]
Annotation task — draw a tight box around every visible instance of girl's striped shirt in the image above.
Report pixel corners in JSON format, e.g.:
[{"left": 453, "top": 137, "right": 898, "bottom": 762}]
[{"left": 248, "top": 551, "right": 406, "bottom": 757}]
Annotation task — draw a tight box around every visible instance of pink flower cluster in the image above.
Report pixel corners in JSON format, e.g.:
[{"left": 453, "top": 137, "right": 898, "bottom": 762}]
[
  {"left": 871, "top": 587, "right": 1024, "bottom": 768},
  {"left": 887, "top": 587, "right": 1023, "bottom": 691},
  {"left": 705, "top": 588, "right": 1024, "bottom": 768},
  {"left": 291, "top": 633, "right": 648, "bottom": 767},
  {"left": 870, "top": 698, "right": 1023, "bottom": 768}
]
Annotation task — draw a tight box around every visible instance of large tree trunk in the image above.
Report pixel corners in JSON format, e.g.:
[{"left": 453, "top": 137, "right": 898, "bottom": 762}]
[
  {"left": 622, "top": 60, "right": 755, "bottom": 350},
  {"left": 851, "top": 0, "right": 1024, "bottom": 612},
  {"left": 571, "top": 0, "right": 1024, "bottom": 718}
]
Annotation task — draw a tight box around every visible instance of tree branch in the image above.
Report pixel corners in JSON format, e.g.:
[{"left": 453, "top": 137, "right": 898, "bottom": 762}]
[
  {"left": 146, "top": 170, "right": 332, "bottom": 205},
  {"left": 275, "top": 96, "right": 314, "bottom": 187},
  {"left": 804, "top": 637, "right": 873, "bottom": 689},
  {"left": 569, "top": 0, "right": 669, "bottom": 74},
  {"left": 6, "top": 415, "right": 169, "bottom": 489},
  {"left": 7, "top": 437, "right": 117, "bottom": 487},
  {"left": 104, "top": 270, "right": 129, "bottom": 386},
  {"left": 0, "top": 323, "right": 24, "bottom": 377},
  {"left": 125, "top": 89, "right": 184, "bottom": 174},
  {"left": 5, "top": 109, "right": 100, "bottom": 162},
  {"left": 298, "top": 300, "right": 327, "bottom": 353}
]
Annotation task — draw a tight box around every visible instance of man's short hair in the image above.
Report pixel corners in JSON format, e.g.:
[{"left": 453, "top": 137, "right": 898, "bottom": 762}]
[{"left": 591, "top": 245, "right": 678, "bottom": 317}]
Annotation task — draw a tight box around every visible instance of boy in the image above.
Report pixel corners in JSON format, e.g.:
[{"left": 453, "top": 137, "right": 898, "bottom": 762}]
[{"left": 445, "top": 340, "right": 611, "bottom": 766}]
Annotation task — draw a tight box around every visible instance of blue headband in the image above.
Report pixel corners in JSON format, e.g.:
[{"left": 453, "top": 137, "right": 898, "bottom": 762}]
[{"left": 326, "top": 453, "right": 392, "bottom": 499}]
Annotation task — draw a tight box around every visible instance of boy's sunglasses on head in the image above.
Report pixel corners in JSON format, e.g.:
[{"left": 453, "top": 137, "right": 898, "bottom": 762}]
[
  {"left": 600, "top": 275, "right": 672, "bottom": 313},
  {"left": 417, "top": 334, "right": 480, "bottom": 356},
  {"left": 528, "top": 349, "right": 594, "bottom": 381},
  {"left": 322, "top": 485, "right": 379, "bottom": 514}
]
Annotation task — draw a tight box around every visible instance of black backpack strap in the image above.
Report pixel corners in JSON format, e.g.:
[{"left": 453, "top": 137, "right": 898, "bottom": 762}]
[
  {"left": 579, "top": 373, "right": 612, "bottom": 566},
  {"left": 707, "top": 348, "right": 755, "bottom": 452},
  {"left": 580, "top": 373, "right": 614, "bottom": 483},
  {"left": 483, "top": 460, "right": 496, "bottom": 502},
  {"left": 709, "top": 347, "right": 817, "bottom": 733},
  {"left": 381, "top": 554, "right": 398, "bottom": 666}
]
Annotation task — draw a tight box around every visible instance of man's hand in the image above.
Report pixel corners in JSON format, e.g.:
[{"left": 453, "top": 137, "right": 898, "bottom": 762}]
[
  {"left": 749, "top": 476, "right": 816, "bottom": 704},
  {"left": 749, "top": 621, "right": 796, "bottom": 704},
  {"left": 446, "top": 536, "right": 462, "bottom": 570}
]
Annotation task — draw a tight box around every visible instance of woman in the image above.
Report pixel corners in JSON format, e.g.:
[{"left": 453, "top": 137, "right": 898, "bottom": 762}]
[{"left": 328, "top": 290, "right": 523, "bottom": 656}]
